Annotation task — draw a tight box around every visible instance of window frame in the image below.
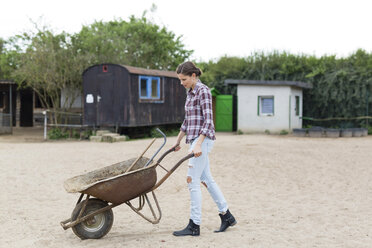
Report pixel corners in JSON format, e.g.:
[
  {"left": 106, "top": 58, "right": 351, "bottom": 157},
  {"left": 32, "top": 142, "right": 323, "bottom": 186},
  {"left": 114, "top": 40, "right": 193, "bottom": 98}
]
[
  {"left": 257, "top": 96, "right": 275, "bottom": 116},
  {"left": 138, "top": 75, "right": 161, "bottom": 101}
]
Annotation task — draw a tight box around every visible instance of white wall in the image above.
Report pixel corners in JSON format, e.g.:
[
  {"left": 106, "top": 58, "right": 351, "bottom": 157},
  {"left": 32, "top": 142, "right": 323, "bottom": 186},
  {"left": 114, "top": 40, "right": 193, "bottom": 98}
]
[{"left": 238, "top": 85, "right": 300, "bottom": 133}]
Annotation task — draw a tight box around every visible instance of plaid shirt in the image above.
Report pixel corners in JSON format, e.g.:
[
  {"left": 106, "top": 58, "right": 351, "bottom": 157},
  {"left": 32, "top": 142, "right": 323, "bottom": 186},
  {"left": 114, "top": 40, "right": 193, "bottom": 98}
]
[{"left": 181, "top": 80, "right": 216, "bottom": 144}]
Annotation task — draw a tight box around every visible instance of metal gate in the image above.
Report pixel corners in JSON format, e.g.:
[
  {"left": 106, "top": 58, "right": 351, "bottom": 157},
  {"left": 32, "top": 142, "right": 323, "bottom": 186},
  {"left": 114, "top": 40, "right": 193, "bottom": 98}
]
[{"left": 0, "top": 113, "right": 12, "bottom": 134}]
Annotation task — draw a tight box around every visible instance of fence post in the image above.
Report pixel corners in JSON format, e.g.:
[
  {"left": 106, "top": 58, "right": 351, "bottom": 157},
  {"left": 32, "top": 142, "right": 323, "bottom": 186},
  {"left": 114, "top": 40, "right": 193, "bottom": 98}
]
[
  {"left": 9, "top": 84, "right": 13, "bottom": 134},
  {"left": 80, "top": 113, "right": 83, "bottom": 140},
  {"left": 43, "top": 110, "right": 47, "bottom": 140},
  {"left": 367, "top": 90, "right": 369, "bottom": 127}
]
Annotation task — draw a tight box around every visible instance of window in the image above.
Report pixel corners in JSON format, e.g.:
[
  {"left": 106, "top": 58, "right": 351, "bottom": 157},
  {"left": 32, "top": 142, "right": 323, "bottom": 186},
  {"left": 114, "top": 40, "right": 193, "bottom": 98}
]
[
  {"left": 295, "top": 96, "right": 300, "bottom": 116},
  {"left": 139, "top": 76, "right": 161, "bottom": 100},
  {"left": 258, "top": 96, "right": 274, "bottom": 116}
]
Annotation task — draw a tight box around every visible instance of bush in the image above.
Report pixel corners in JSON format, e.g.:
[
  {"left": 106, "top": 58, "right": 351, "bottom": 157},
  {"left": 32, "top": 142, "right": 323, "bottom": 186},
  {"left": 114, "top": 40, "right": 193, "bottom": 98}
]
[
  {"left": 81, "top": 129, "right": 94, "bottom": 139},
  {"left": 280, "top": 130, "right": 289, "bottom": 135},
  {"left": 237, "top": 129, "right": 243, "bottom": 135},
  {"left": 48, "top": 128, "right": 69, "bottom": 140},
  {"left": 368, "top": 126, "right": 372, "bottom": 135}
]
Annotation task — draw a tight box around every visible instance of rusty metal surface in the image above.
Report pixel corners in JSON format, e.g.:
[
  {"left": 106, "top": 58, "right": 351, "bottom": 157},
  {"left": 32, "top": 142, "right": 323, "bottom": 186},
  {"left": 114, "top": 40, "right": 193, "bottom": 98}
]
[
  {"left": 122, "top": 65, "right": 177, "bottom": 78},
  {"left": 82, "top": 166, "right": 157, "bottom": 205},
  {"left": 64, "top": 157, "right": 152, "bottom": 193}
]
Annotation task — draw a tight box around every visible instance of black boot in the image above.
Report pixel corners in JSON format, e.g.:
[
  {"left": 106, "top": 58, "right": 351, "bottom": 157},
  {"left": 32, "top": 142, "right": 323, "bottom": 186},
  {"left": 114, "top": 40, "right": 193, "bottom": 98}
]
[
  {"left": 214, "top": 209, "right": 237, "bottom": 233},
  {"left": 173, "top": 219, "right": 200, "bottom": 236}
]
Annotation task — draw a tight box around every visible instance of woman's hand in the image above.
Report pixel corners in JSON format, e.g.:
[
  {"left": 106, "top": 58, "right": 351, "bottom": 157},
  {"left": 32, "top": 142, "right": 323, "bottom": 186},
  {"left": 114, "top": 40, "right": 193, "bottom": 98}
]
[
  {"left": 192, "top": 143, "right": 202, "bottom": 157},
  {"left": 173, "top": 143, "right": 181, "bottom": 152}
]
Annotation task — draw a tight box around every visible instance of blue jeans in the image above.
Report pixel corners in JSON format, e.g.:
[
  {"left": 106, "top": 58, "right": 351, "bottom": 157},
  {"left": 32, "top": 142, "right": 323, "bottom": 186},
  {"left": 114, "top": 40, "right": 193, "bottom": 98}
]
[{"left": 187, "top": 137, "right": 228, "bottom": 225}]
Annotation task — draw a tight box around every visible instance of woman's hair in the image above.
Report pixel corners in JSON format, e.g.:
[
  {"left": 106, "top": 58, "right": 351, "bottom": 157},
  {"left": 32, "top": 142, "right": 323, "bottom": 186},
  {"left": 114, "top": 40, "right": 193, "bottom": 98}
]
[{"left": 176, "top": 61, "right": 202, "bottom": 77}]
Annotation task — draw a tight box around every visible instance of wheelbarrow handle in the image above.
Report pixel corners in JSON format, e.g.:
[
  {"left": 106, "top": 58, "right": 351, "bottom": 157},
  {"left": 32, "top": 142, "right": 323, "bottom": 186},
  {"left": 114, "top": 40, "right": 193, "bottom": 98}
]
[
  {"left": 183, "top": 152, "right": 195, "bottom": 160},
  {"left": 151, "top": 152, "right": 195, "bottom": 191},
  {"left": 156, "top": 146, "right": 176, "bottom": 163}
]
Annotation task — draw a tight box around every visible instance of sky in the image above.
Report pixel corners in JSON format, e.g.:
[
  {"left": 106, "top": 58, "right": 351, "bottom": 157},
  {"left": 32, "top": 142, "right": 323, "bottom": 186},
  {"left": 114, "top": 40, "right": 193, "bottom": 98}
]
[{"left": 1, "top": 0, "right": 371, "bottom": 61}]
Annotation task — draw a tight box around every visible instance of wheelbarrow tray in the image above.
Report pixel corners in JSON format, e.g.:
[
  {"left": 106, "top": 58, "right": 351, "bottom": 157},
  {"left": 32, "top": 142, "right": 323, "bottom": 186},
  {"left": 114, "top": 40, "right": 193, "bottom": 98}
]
[{"left": 63, "top": 157, "right": 157, "bottom": 205}]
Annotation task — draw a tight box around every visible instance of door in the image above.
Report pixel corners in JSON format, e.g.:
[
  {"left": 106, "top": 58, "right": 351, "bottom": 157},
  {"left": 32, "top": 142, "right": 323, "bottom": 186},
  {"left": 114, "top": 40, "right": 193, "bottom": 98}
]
[
  {"left": 215, "top": 95, "right": 233, "bottom": 131},
  {"left": 20, "top": 89, "right": 34, "bottom": 127},
  {"left": 96, "top": 77, "right": 115, "bottom": 126}
]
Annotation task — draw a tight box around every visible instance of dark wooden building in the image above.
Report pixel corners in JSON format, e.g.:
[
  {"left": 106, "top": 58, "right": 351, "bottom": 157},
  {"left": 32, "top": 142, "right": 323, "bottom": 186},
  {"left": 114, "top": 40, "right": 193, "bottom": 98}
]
[
  {"left": 83, "top": 64, "right": 186, "bottom": 128},
  {"left": 0, "top": 80, "right": 35, "bottom": 131}
]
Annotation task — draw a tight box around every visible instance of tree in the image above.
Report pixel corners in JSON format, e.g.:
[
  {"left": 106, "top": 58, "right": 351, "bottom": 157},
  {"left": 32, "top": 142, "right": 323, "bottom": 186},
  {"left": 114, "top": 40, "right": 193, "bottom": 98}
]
[
  {"left": 7, "top": 14, "right": 192, "bottom": 124},
  {"left": 199, "top": 56, "right": 247, "bottom": 94},
  {"left": 10, "top": 28, "right": 90, "bottom": 124},
  {"left": 72, "top": 15, "right": 192, "bottom": 70},
  {"left": 0, "top": 38, "right": 19, "bottom": 80}
]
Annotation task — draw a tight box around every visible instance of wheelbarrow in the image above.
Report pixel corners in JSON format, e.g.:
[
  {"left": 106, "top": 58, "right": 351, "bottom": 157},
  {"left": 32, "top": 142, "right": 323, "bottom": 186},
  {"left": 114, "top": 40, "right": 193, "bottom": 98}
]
[{"left": 60, "top": 129, "right": 193, "bottom": 239}]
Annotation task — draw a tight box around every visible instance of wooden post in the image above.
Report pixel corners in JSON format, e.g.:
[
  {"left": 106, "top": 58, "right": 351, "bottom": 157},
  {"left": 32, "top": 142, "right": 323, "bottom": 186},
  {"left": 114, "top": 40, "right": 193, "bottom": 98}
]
[
  {"left": 125, "top": 138, "right": 156, "bottom": 173},
  {"left": 16, "top": 91, "right": 20, "bottom": 127}
]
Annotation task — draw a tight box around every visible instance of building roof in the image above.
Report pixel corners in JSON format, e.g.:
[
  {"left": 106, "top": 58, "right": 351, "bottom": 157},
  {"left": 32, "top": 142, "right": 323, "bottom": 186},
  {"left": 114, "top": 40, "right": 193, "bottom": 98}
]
[
  {"left": 122, "top": 65, "right": 178, "bottom": 78},
  {"left": 83, "top": 64, "right": 178, "bottom": 78},
  {"left": 0, "top": 80, "right": 16, "bottom": 85},
  {"left": 224, "top": 79, "right": 312, "bottom": 89}
]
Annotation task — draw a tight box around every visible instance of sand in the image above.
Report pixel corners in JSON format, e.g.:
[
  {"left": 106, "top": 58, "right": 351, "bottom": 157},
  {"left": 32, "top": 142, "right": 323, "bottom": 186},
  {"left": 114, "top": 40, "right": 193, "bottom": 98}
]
[{"left": 1, "top": 130, "right": 372, "bottom": 248}]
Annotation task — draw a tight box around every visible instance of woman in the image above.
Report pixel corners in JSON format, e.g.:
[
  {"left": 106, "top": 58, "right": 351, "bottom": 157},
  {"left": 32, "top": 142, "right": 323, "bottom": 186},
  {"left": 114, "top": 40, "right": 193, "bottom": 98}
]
[{"left": 172, "top": 61, "right": 237, "bottom": 236}]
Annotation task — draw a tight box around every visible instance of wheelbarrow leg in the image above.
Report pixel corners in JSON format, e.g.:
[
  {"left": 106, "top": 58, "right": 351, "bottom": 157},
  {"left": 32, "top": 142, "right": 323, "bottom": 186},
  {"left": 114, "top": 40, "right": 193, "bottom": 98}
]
[
  {"left": 126, "top": 191, "right": 162, "bottom": 224},
  {"left": 77, "top": 195, "right": 90, "bottom": 220},
  {"left": 130, "top": 195, "right": 146, "bottom": 212},
  {"left": 60, "top": 194, "right": 89, "bottom": 230},
  {"left": 144, "top": 192, "right": 162, "bottom": 223},
  {"left": 76, "top": 193, "right": 84, "bottom": 205}
]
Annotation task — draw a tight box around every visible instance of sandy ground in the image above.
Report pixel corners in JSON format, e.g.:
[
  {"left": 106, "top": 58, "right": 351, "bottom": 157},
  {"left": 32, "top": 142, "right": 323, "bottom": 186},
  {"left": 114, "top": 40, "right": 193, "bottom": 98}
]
[{"left": 1, "top": 129, "right": 372, "bottom": 248}]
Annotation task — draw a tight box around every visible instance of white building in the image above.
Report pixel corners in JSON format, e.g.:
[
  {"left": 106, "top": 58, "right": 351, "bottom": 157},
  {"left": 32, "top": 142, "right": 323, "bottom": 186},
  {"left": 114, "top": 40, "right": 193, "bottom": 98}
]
[{"left": 225, "top": 80, "right": 312, "bottom": 133}]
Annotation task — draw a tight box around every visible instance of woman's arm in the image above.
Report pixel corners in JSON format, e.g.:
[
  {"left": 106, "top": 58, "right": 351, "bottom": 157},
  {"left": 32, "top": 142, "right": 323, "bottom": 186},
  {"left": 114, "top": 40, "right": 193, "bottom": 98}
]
[
  {"left": 199, "top": 88, "right": 214, "bottom": 137},
  {"left": 192, "top": 134, "right": 205, "bottom": 157},
  {"left": 173, "top": 130, "right": 186, "bottom": 151}
]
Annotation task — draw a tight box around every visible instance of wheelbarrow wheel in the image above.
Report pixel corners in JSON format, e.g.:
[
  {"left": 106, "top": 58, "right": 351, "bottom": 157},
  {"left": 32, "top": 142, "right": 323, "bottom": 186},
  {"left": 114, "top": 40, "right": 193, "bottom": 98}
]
[{"left": 71, "top": 198, "right": 114, "bottom": 239}]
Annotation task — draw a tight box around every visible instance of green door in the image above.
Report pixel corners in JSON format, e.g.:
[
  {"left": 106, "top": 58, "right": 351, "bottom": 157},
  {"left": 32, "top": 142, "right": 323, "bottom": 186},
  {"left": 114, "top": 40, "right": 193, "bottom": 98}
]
[{"left": 215, "top": 95, "right": 233, "bottom": 131}]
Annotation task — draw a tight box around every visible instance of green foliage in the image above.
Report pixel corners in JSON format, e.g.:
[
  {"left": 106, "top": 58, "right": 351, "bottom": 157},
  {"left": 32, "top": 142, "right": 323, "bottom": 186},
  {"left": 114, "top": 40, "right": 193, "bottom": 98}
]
[
  {"left": 302, "top": 50, "right": 372, "bottom": 127},
  {"left": 7, "top": 26, "right": 89, "bottom": 124},
  {"left": 72, "top": 15, "right": 192, "bottom": 70},
  {"left": 237, "top": 129, "right": 244, "bottom": 135},
  {"left": 48, "top": 128, "right": 69, "bottom": 140},
  {"left": 367, "top": 126, "right": 372, "bottom": 135},
  {"left": 81, "top": 129, "right": 94, "bottom": 139},
  {"left": 48, "top": 127, "right": 87, "bottom": 140},
  {"left": 199, "top": 50, "right": 372, "bottom": 128},
  {"left": 264, "top": 129, "right": 270, "bottom": 134},
  {"left": 0, "top": 38, "right": 20, "bottom": 80},
  {"left": 71, "top": 129, "right": 81, "bottom": 139},
  {"left": 280, "top": 130, "right": 289, "bottom": 135},
  {"left": 1, "top": 13, "right": 371, "bottom": 132},
  {"left": 1, "top": 13, "right": 192, "bottom": 125}
]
